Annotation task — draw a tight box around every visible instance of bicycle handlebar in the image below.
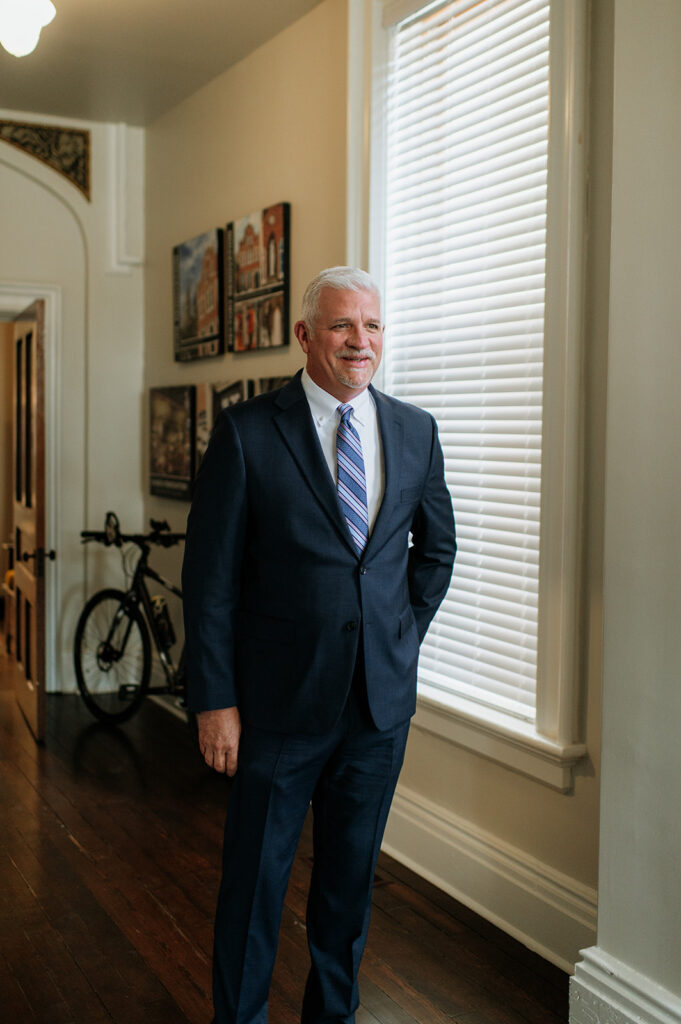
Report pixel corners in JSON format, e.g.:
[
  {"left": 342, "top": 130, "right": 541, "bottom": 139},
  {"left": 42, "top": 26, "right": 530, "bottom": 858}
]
[{"left": 80, "top": 521, "right": 185, "bottom": 549}]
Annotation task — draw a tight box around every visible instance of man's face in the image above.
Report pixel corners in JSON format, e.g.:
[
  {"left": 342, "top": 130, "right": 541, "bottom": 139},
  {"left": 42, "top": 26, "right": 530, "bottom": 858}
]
[{"left": 294, "top": 287, "right": 384, "bottom": 402}]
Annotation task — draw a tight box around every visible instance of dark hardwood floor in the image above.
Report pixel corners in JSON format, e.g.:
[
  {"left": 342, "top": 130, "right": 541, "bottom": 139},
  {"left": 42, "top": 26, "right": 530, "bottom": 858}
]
[{"left": 0, "top": 651, "right": 569, "bottom": 1023}]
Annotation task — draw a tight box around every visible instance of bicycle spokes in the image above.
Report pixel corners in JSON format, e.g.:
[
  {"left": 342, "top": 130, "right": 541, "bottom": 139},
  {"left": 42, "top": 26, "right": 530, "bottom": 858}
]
[{"left": 74, "top": 591, "right": 151, "bottom": 722}]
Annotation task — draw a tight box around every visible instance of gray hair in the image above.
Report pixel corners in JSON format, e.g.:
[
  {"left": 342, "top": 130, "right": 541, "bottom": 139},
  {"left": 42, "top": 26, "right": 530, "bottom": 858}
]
[{"left": 300, "top": 266, "right": 382, "bottom": 330}]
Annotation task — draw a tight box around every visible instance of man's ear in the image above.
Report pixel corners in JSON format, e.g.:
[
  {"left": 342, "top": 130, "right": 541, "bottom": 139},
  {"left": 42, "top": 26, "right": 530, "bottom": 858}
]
[{"left": 294, "top": 319, "right": 311, "bottom": 354}]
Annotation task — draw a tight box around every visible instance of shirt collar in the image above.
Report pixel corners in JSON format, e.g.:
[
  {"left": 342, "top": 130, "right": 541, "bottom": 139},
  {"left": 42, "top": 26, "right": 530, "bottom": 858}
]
[{"left": 301, "top": 369, "right": 374, "bottom": 426}]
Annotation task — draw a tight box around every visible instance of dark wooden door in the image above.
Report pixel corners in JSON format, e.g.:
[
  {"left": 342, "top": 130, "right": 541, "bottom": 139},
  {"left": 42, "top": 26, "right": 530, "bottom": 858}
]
[{"left": 12, "top": 301, "right": 47, "bottom": 741}]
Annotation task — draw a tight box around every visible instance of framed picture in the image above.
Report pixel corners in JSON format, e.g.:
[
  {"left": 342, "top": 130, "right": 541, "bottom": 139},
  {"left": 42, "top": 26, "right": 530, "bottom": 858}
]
[
  {"left": 149, "top": 386, "right": 196, "bottom": 499},
  {"left": 213, "top": 378, "right": 255, "bottom": 417},
  {"left": 258, "top": 376, "right": 291, "bottom": 394},
  {"left": 173, "top": 228, "right": 224, "bottom": 361},
  {"left": 195, "top": 380, "right": 255, "bottom": 467},
  {"left": 226, "top": 202, "right": 290, "bottom": 352}
]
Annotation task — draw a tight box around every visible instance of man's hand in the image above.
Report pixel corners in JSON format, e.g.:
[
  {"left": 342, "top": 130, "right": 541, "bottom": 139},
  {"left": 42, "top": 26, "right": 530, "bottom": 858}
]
[{"left": 197, "top": 706, "right": 241, "bottom": 776}]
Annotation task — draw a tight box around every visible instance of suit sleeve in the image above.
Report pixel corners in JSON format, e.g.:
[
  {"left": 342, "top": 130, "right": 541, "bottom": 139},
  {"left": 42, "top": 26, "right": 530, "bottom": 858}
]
[
  {"left": 181, "top": 412, "right": 247, "bottom": 712},
  {"left": 408, "top": 415, "right": 457, "bottom": 642}
]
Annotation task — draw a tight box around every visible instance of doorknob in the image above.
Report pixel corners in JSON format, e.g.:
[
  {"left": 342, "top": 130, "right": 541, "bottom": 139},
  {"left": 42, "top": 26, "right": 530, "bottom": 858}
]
[{"left": 22, "top": 549, "right": 56, "bottom": 575}]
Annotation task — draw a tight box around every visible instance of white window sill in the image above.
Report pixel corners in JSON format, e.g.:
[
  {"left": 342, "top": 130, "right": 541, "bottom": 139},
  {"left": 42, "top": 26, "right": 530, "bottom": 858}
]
[{"left": 414, "top": 685, "right": 587, "bottom": 792}]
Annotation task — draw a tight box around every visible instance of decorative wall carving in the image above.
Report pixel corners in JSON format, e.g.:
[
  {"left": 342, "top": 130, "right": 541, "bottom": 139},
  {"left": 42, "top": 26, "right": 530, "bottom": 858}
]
[{"left": 0, "top": 120, "right": 90, "bottom": 199}]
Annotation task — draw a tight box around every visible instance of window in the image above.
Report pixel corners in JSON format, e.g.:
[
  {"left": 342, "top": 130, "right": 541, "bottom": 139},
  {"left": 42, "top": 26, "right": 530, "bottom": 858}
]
[{"left": 348, "top": 0, "right": 588, "bottom": 788}]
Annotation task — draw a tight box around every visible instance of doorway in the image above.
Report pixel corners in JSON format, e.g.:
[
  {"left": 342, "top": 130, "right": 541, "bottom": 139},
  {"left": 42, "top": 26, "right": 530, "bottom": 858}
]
[
  {"left": 0, "top": 323, "right": 13, "bottom": 655},
  {"left": 0, "top": 284, "right": 60, "bottom": 726}
]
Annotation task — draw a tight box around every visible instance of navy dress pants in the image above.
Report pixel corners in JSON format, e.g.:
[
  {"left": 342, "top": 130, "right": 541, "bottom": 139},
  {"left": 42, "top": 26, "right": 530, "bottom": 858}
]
[{"left": 211, "top": 685, "right": 410, "bottom": 1024}]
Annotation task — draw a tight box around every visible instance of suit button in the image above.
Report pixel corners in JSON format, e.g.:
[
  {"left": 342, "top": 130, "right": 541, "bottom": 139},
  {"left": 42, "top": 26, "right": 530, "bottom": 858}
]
[
  {"left": 345, "top": 621, "right": 358, "bottom": 632},
  {"left": 359, "top": 567, "right": 367, "bottom": 575}
]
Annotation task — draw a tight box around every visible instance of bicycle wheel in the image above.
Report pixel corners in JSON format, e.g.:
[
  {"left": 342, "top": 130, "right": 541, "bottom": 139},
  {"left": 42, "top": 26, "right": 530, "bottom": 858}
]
[{"left": 74, "top": 588, "right": 151, "bottom": 723}]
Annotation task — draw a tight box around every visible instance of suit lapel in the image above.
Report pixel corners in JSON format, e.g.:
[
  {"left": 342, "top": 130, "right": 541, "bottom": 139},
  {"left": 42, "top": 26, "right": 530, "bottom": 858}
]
[
  {"left": 273, "top": 375, "right": 403, "bottom": 559},
  {"left": 274, "top": 374, "right": 357, "bottom": 554}
]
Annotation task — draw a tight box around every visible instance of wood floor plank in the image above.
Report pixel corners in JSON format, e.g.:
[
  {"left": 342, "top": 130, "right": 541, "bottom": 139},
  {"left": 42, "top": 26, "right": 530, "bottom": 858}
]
[
  {"left": 0, "top": 953, "right": 38, "bottom": 1021},
  {"left": 377, "top": 854, "right": 567, "bottom": 994},
  {"left": 0, "top": 790, "right": 191, "bottom": 1022},
  {"left": 358, "top": 976, "right": 421, "bottom": 1024},
  {"left": 1, "top": 715, "right": 212, "bottom": 1021},
  {"left": 372, "top": 889, "right": 566, "bottom": 1024}
]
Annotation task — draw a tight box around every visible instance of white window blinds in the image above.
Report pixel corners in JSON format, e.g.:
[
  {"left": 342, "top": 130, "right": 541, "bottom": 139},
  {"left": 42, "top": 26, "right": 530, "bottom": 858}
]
[{"left": 382, "top": 0, "right": 550, "bottom": 721}]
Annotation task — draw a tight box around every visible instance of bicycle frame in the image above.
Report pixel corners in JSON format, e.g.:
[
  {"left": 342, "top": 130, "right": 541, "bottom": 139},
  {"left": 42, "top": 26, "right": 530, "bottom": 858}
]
[{"left": 129, "top": 545, "right": 185, "bottom": 696}]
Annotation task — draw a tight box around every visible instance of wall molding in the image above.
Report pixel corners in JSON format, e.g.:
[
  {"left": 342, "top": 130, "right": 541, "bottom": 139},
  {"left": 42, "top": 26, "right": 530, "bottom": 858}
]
[
  {"left": 382, "top": 784, "right": 597, "bottom": 974},
  {"left": 107, "top": 123, "right": 145, "bottom": 273},
  {"left": 414, "top": 692, "right": 587, "bottom": 792},
  {"left": 0, "top": 119, "right": 90, "bottom": 199},
  {"left": 570, "top": 947, "right": 681, "bottom": 1024}
]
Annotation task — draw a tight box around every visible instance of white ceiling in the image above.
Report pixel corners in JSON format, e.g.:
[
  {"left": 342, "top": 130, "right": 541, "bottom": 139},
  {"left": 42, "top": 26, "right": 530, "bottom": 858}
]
[{"left": 0, "top": 0, "right": 325, "bottom": 126}]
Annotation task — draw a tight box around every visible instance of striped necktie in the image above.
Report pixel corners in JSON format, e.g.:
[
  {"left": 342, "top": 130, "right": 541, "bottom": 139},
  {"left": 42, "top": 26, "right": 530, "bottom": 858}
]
[{"left": 336, "top": 403, "right": 369, "bottom": 554}]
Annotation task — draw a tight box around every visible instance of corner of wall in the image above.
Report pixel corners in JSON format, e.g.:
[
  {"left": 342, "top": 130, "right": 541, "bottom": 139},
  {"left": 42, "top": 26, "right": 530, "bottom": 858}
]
[{"left": 571, "top": 948, "right": 681, "bottom": 1024}]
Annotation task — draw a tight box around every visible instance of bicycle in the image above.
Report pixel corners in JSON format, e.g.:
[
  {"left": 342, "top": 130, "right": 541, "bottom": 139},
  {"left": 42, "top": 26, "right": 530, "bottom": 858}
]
[{"left": 74, "top": 511, "right": 188, "bottom": 724}]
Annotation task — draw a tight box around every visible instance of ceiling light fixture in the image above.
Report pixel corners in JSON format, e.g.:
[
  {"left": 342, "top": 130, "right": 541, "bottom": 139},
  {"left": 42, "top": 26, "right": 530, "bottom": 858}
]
[{"left": 0, "top": 0, "right": 56, "bottom": 58}]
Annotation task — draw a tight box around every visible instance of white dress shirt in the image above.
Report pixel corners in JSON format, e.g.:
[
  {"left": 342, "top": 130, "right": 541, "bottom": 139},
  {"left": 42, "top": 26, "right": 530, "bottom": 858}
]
[{"left": 301, "top": 369, "right": 384, "bottom": 534}]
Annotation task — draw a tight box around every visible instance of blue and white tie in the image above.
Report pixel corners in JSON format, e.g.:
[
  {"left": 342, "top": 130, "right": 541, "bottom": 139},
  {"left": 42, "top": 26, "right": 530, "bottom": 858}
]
[{"left": 336, "top": 403, "right": 369, "bottom": 554}]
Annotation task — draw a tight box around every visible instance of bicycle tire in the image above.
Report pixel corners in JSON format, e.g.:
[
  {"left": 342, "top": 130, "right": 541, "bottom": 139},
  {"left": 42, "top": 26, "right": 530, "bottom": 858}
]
[{"left": 74, "top": 588, "right": 151, "bottom": 723}]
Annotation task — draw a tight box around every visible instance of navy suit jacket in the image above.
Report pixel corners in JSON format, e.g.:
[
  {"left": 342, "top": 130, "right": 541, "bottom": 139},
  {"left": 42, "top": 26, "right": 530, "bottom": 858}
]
[{"left": 182, "top": 371, "right": 456, "bottom": 733}]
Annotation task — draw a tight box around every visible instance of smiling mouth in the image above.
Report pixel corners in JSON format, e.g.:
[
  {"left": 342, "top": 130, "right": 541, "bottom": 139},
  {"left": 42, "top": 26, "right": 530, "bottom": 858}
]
[{"left": 339, "top": 354, "right": 373, "bottom": 365}]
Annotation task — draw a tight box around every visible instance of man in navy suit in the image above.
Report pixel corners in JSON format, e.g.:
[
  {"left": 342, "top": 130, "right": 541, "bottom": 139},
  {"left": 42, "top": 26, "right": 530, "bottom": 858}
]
[{"left": 182, "top": 267, "right": 456, "bottom": 1023}]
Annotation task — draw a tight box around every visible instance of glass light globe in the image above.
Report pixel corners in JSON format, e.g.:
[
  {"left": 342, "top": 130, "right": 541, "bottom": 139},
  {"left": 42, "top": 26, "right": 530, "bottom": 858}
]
[{"left": 0, "top": 0, "right": 56, "bottom": 58}]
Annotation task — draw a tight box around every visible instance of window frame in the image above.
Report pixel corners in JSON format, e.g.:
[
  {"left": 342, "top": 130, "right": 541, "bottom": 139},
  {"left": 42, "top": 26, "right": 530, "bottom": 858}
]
[{"left": 347, "top": 0, "right": 589, "bottom": 791}]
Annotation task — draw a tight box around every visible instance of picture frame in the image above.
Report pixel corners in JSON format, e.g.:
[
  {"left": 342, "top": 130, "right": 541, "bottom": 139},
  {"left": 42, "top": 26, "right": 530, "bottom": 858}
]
[
  {"left": 258, "top": 376, "right": 291, "bottom": 394},
  {"left": 149, "top": 386, "right": 196, "bottom": 499},
  {"left": 173, "top": 228, "right": 224, "bottom": 361},
  {"left": 226, "top": 202, "right": 290, "bottom": 352},
  {"left": 195, "top": 380, "right": 255, "bottom": 467}
]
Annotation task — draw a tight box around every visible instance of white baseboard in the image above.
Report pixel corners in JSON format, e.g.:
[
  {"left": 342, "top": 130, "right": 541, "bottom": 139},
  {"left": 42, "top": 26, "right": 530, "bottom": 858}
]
[
  {"left": 382, "top": 784, "right": 598, "bottom": 974},
  {"left": 570, "top": 948, "right": 681, "bottom": 1024}
]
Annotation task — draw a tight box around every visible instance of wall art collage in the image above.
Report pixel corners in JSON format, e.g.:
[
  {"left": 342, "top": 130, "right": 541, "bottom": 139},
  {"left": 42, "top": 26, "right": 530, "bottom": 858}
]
[
  {"left": 149, "top": 377, "right": 292, "bottom": 500},
  {"left": 172, "top": 202, "right": 290, "bottom": 361},
  {"left": 152, "top": 202, "right": 291, "bottom": 499}
]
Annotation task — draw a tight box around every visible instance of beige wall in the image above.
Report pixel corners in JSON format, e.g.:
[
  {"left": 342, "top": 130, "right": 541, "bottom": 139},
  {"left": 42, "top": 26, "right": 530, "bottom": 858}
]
[
  {"left": 143, "top": 0, "right": 348, "bottom": 427},
  {"left": 595, "top": 0, "right": 681, "bottom": 996},
  {"left": 571, "top": 1, "right": 681, "bottom": 1015}
]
